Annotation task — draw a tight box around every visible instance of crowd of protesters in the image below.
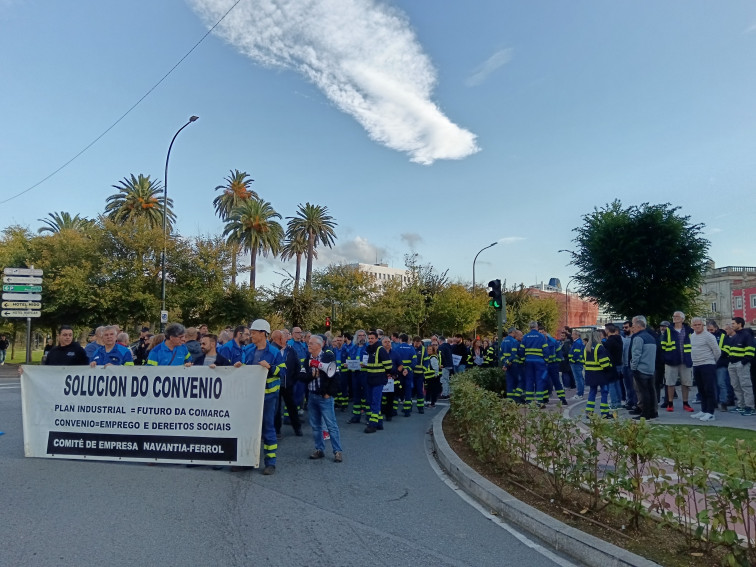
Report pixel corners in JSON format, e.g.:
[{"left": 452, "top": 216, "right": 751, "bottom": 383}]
[
  {"left": 19, "top": 311, "right": 754, "bottom": 474},
  {"left": 495, "top": 313, "right": 754, "bottom": 421}
]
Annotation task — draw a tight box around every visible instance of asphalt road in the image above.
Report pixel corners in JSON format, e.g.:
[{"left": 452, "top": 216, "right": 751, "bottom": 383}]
[{"left": 0, "top": 368, "right": 577, "bottom": 567}]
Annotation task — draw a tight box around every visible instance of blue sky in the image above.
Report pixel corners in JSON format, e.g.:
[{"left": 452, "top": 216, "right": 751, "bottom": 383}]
[{"left": 2, "top": 0, "right": 755, "bottom": 292}]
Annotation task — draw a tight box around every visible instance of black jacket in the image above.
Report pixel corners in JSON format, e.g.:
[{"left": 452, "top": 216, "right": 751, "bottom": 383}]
[
  {"left": 281, "top": 344, "right": 301, "bottom": 389},
  {"left": 44, "top": 343, "right": 89, "bottom": 366},
  {"left": 192, "top": 352, "right": 232, "bottom": 367},
  {"left": 301, "top": 350, "right": 339, "bottom": 397}
]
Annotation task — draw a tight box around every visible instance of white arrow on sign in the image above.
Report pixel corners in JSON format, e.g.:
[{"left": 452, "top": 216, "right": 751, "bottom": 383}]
[
  {"left": 2, "top": 301, "right": 42, "bottom": 309},
  {"left": 1, "top": 310, "right": 41, "bottom": 318},
  {"left": 3, "top": 267, "right": 43, "bottom": 276},
  {"left": 1, "top": 293, "right": 42, "bottom": 301},
  {"left": 3, "top": 276, "right": 43, "bottom": 284}
]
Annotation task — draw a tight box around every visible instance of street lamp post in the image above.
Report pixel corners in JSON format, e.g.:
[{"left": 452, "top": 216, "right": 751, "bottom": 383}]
[
  {"left": 472, "top": 241, "right": 498, "bottom": 341},
  {"left": 564, "top": 277, "right": 577, "bottom": 329},
  {"left": 472, "top": 241, "right": 498, "bottom": 295},
  {"left": 160, "top": 115, "right": 199, "bottom": 332}
]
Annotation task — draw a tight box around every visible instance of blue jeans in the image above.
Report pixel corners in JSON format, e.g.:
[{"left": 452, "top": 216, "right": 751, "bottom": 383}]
[
  {"left": 621, "top": 365, "right": 637, "bottom": 406},
  {"left": 570, "top": 364, "right": 585, "bottom": 396},
  {"left": 0, "top": 349, "right": 6, "bottom": 364},
  {"left": 308, "top": 393, "right": 342, "bottom": 453},
  {"left": 716, "top": 366, "right": 732, "bottom": 404}
]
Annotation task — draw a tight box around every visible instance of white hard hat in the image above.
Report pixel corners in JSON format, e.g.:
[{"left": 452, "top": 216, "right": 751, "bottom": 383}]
[{"left": 250, "top": 319, "right": 271, "bottom": 334}]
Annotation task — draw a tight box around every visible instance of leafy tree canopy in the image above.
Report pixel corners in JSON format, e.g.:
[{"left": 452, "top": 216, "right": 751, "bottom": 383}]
[{"left": 569, "top": 200, "right": 710, "bottom": 324}]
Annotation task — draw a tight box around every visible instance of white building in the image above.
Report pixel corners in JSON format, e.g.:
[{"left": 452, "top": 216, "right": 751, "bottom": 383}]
[{"left": 353, "top": 263, "right": 410, "bottom": 290}]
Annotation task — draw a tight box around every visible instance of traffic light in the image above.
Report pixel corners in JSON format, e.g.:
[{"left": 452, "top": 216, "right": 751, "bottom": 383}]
[
  {"left": 325, "top": 316, "right": 331, "bottom": 330},
  {"left": 488, "top": 279, "right": 502, "bottom": 310}
]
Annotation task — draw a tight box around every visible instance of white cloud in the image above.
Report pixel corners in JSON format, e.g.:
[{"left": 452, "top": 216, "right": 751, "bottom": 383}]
[
  {"left": 745, "top": 22, "right": 756, "bottom": 34},
  {"left": 465, "top": 48, "right": 514, "bottom": 87},
  {"left": 705, "top": 227, "right": 723, "bottom": 236},
  {"left": 191, "top": 0, "right": 479, "bottom": 165},
  {"left": 315, "top": 236, "right": 388, "bottom": 266},
  {"left": 498, "top": 236, "right": 525, "bottom": 244}
]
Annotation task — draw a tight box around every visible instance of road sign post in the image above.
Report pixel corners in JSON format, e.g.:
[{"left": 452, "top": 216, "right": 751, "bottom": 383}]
[{"left": 2, "top": 268, "right": 44, "bottom": 363}]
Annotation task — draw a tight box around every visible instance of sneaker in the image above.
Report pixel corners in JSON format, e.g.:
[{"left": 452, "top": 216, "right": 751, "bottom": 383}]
[
  {"left": 364, "top": 426, "right": 377, "bottom": 434},
  {"left": 333, "top": 452, "right": 343, "bottom": 463},
  {"left": 719, "top": 403, "right": 728, "bottom": 412},
  {"left": 667, "top": 404, "right": 674, "bottom": 412},
  {"left": 683, "top": 403, "right": 694, "bottom": 413},
  {"left": 309, "top": 450, "right": 325, "bottom": 459},
  {"left": 323, "top": 431, "right": 331, "bottom": 441},
  {"left": 570, "top": 394, "right": 583, "bottom": 401},
  {"left": 729, "top": 406, "right": 744, "bottom": 414},
  {"left": 561, "top": 399, "right": 569, "bottom": 406},
  {"left": 690, "top": 411, "right": 705, "bottom": 419},
  {"left": 742, "top": 408, "right": 754, "bottom": 417},
  {"left": 698, "top": 413, "right": 715, "bottom": 422},
  {"left": 262, "top": 465, "right": 276, "bottom": 475}
]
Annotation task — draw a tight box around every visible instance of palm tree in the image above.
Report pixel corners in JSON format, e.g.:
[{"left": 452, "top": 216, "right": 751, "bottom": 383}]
[
  {"left": 37, "top": 212, "right": 94, "bottom": 234},
  {"left": 222, "top": 199, "right": 284, "bottom": 289},
  {"left": 105, "top": 174, "right": 174, "bottom": 229},
  {"left": 280, "top": 229, "right": 317, "bottom": 293},
  {"left": 287, "top": 203, "right": 337, "bottom": 288},
  {"left": 213, "top": 170, "right": 258, "bottom": 287}
]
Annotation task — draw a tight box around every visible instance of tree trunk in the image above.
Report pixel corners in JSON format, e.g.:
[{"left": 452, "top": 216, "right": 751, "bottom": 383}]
[
  {"left": 294, "top": 251, "right": 302, "bottom": 292},
  {"left": 305, "top": 231, "right": 315, "bottom": 287},
  {"left": 231, "top": 246, "right": 238, "bottom": 287},
  {"left": 250, "top": 247, "right": 257, "bottom": 289}
]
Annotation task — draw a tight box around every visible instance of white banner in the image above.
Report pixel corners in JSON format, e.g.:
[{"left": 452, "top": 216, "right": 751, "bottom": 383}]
[{"left": 21, "top": 365, "right": 267, "bottom": 467}]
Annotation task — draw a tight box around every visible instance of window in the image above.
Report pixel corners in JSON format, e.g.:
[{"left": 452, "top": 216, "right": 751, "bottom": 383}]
[
  {"left": 735, "top": 296, "right": 743, "bottom": 310},
  {"left": 751, "top": 295, "right": 756, "bottom": 309},
  {"left": 711, "top": 302, "right": 717, "bottom": 313}
]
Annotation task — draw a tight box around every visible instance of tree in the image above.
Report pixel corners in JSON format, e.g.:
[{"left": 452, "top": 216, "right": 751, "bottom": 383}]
[
  {"left": 286, "top": 203, "right": 337, "bottom": 288},
  {"left": 105, "top": 174, "right": 175, "bottom": 229},
  {"left": 213, "top": 170, "right": 258, "bottom": 287},
  {"left": 281, "top": 230, "right": 314, "bottom": 293},
  {"left": 223, "top": 199, "right": 284, "bottom": 289},
  {"left": 313, "top": 263, "right": 375, "bottom": 331},
  {"left": 37, "top": 212, "right": 94, "bottom": 234},
  {"left": 568, "top": 201, "right": 710, "bottom": 324}
]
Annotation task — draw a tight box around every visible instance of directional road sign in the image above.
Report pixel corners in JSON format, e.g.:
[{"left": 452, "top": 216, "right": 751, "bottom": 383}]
[
  {"left": 1, "top": 310, "right": 41, "bottom": 318},
  {"left": 3, "top": 276, "right": 43, "bottom": 284},
  {"left": 3, "top": 267, "right": 43, "bottom": 276},
  {"left": 2, "top": 301, "right": 41, "bottom": 309},
  {"left": 2, "top": 293, "right": 42, "bottom": 301},
  {"left": 2, "top": 285, "right": 42, "bottom": 292}
]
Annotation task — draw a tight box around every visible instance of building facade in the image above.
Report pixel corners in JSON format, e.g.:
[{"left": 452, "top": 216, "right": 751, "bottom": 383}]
[
  {"left": 353, "top": 263, "right": 410, "bottom": 290},
  {"left": 699, "top": 263, "right": 756, "bottom": 327}
]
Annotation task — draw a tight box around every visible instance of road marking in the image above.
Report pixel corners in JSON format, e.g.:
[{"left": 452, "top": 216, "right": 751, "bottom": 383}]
[{"left": 425, "top": 431, "right": 579, "bottom": 567}]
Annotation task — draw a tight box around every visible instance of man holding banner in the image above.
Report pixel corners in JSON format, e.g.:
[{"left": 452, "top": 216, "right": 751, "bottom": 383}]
[{"left": 241, "top": 319, "right": 283, "bottom": 475}]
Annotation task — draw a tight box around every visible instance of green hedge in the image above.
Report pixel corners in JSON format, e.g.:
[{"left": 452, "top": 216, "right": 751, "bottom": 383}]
[{"left": 450, "top": 370, "right": 756, "bottom": 567}]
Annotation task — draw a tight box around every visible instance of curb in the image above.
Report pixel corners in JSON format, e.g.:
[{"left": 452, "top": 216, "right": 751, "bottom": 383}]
[{"left": 430, "top": 406, "right": 659, "bottom": 567}]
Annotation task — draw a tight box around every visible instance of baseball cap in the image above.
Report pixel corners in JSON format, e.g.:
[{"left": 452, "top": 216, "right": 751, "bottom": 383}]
[
  {"left": 660, "top": 321, "right": 671, "bottom": 327},
  {"left": 250, "top": 319, "right": 271, "bottom": 334}
]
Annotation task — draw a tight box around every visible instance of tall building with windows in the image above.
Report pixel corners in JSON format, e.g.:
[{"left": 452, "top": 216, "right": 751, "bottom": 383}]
[
  {"left": 699, "top": 262, "right": 756, "bottom": 327},
  {"left": 352, "top": 263, "right": 410, "bottom": 290}
]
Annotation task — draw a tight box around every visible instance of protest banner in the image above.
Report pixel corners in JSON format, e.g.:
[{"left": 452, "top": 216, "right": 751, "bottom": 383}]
[{"left": 21, "top": 365, "right": 267, "bottom": 467}]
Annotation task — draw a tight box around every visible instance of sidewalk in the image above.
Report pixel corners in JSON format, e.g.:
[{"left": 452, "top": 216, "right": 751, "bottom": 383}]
[{"left": 565, "top": 390, "right": 756, "bottom": 432}]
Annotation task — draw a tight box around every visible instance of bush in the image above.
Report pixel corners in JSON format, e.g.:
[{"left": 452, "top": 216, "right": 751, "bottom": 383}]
[{"left": 450, "top": 373, "right": 756, "bottom": 566}]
